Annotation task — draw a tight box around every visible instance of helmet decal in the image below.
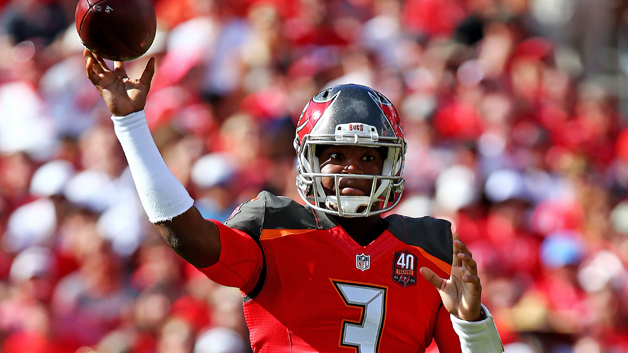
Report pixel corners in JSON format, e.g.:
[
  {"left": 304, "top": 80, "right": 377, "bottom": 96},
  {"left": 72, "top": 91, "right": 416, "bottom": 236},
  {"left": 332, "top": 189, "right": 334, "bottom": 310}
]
[
  {"left": 368, "top": 91, "right": 396, "bottom": 137},
  {"left": 368, "top": 91, "right": 403, "bottom": 139},
  {"left": 296, "top": 101, "right": 310, "bottom": 133},
  {"left": 296, "top": 91, "right": 339, "bottom": 144},
  {"left": 367, "top": 90, "right": 392, "bottom": 106}
]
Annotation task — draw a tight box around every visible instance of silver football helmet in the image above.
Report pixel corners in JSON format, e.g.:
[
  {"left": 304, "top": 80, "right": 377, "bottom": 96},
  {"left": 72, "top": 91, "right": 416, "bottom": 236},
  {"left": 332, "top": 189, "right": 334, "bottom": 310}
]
[{"left": 293, "top": 84, "right": 406, "bottom": 217}]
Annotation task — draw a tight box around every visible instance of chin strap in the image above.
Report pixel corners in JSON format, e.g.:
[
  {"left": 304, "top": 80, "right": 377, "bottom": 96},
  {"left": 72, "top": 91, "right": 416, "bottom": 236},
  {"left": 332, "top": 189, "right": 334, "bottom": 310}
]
[{"left": 325, "top": 196, "right": 371, "bottom": 215}]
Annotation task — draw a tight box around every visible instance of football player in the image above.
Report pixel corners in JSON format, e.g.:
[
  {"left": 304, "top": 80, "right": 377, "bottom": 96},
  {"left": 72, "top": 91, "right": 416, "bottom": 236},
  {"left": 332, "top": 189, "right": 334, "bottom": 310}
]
[{"left": 84, "top": 49, "right": 503, "bottom": 353}]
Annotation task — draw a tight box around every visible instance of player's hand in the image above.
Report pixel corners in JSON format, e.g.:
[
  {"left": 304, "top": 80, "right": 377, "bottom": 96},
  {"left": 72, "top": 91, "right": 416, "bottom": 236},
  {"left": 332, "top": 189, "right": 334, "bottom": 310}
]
[
  {"left": 84, "top": 49, "right": 155, "bottom": 117},
  {"left": 420, "top": 233, "right": 483, "bottom": 321}
]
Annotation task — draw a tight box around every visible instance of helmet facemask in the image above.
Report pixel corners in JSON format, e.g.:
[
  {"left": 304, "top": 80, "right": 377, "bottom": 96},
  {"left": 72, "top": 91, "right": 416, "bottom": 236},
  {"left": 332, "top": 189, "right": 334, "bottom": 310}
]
[{"left": 295, "top": 125, "right": 406, "bottom": 217}]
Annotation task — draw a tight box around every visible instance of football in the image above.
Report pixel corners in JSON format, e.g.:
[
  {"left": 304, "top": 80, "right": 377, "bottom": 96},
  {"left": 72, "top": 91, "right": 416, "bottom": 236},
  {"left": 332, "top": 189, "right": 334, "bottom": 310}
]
[{"left": 75, "top": 0, "right": 157, "bottom": 61}]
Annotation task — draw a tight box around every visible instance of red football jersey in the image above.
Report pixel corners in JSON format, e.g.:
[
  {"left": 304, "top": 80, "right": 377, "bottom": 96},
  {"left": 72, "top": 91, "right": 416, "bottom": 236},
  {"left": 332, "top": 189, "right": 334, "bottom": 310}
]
[{"left": 200, "top": 191, "right": 462, "bottom": 353}]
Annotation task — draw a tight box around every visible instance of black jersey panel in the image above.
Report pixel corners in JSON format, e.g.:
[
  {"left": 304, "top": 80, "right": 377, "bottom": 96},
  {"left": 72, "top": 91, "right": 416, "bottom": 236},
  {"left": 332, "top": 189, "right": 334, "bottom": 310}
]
[{"left": 385, "top": 215, "right": 454, "bottom": 265}]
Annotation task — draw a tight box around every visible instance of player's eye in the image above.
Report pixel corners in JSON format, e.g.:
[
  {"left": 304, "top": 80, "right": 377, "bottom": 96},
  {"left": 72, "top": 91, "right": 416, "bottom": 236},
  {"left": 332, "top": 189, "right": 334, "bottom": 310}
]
[
  {"left": 362, "top": 155, "right": 376, "bottom": 162},
  {"left": 329, "top": 152, "right": 343, "bottom": 160}
]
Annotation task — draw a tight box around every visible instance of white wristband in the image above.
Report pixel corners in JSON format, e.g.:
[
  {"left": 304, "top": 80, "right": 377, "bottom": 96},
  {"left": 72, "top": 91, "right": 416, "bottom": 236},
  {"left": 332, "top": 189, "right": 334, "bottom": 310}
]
[
  {"left": 112, "top": 110, "right": 194, "bottom": 223},
  {"left": 450, "top": 304, "right": 504, "bottom": 353}
]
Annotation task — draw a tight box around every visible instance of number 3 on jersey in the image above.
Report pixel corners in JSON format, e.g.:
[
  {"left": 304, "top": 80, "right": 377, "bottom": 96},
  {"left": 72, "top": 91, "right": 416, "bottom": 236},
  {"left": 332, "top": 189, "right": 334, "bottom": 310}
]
[{"left": 332, "top": 281, "right": 388, "bottom": 353}]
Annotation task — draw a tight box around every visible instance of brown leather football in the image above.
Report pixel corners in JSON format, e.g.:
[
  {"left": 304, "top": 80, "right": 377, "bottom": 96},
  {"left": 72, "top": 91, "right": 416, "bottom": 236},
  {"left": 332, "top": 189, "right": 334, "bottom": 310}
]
[{"left": 75, "top": 0, "right": 156, "bottom": 61}]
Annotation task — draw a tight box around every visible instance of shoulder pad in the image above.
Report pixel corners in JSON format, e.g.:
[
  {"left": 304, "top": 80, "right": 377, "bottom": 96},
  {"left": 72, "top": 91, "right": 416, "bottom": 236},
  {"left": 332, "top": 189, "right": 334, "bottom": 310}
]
[
  {"left": 385, "top": 215, "right": 454, "bottom": 266},
  {"left": 225, "top": 191, "right": 325, "bottom": 239},
  {"left": 224, "top": 191, "right": 268, "bottom": 238}
]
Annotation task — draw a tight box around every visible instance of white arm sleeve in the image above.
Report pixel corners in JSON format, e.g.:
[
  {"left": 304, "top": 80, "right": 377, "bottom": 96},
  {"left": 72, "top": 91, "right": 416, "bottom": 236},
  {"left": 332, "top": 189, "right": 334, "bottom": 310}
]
[
  {"left": 450, "top": 304, "right": 504, "bottom": 353},
  {"left": 112, "top": 110, "right": 194, "bottom": 223}
]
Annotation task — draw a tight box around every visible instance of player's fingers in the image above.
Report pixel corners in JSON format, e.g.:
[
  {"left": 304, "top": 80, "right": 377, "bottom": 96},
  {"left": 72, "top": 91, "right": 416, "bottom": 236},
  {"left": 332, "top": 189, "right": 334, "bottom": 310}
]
[
  {"left": 462, "top": 274, "right": 482, "bottom": 294},
  {"left": 457, "top": 252, "right": 478, "bottom": 275},
  {"left": 457, "top": 252, "right": 478, "bottom": 270},
  {"left": 85, "top": 56, "right": 102, "bottom": 85},
  {"left": 454, "top": 238, "right": 473, "bottom": 257},
  {"left": 84, "top": 50, "right": 106, "bottom": 75},
  {"left": 462, "top": 273, "right": 481, "bottom": 284},
  {"left": 140, "top": 57, "right": 156, "bottom": 90},
  {"left": 463, "top": 274, "right": 481, "bottom": 289},
  {"left": 91, "top": 61, "right": 106, "bottom": 77},
  {"left": 113, "top": 61, "right": 128, "bottom": 78},
  {"left": 454, "top": 240, "right": 474, "bottom": 270},
  {"left": 420, "top": 267, "right": 446, "bottom": 291},
  {"left": 83, "top": 48, "right": 92, "bottom": 61},
  {"left": 452, "top": 233, "right": 462, "bottom": 267},
  {"left": 92, "top": 52, "right": 110, "bottom": 72}
]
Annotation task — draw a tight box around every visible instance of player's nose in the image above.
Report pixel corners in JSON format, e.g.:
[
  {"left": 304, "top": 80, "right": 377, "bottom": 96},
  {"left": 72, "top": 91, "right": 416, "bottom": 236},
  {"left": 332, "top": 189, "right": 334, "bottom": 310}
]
[{"left": 341, "top": 155, "right": 364, "bottom": 174}]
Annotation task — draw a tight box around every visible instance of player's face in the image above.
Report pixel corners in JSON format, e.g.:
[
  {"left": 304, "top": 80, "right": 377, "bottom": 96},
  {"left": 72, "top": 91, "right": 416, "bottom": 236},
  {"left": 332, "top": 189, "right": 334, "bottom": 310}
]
[{"left": 318, "top": 145, "right": 384, "bottom": 196}]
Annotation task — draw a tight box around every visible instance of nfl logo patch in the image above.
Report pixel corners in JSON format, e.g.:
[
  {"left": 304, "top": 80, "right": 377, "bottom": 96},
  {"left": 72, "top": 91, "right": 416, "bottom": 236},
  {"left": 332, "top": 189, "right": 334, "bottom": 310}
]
[
  {"left": 392, "top": 251, "right": 417, "bottom": 287},
  {"left": 356, "top": 253, "right": 370, "bottom": 271}
]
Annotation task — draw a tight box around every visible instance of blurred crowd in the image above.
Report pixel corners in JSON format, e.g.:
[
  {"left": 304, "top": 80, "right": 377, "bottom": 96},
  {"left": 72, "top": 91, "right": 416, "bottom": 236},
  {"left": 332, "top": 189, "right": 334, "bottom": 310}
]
[{"left": 1, "top": 0, "right": 628, "bottom": 352}]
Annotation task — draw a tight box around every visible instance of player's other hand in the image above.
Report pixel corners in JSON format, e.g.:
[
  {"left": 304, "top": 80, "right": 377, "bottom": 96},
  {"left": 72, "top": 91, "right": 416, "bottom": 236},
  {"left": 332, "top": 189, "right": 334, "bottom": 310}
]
[
  {"left": 84, "top": 49, "right": 155, "bottom": 117},
  {"left": 420, "top": 233, "right": 483, "bottom": 321}
]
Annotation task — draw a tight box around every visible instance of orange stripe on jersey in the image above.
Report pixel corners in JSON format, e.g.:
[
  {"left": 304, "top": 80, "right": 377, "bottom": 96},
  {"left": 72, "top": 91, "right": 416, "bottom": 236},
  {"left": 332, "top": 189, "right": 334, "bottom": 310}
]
[
  {"left": 411, "top": 246, "right": 452, "bottom": 275},
  {"left": 260, "top": 229, "right": 312, "bottom": 240}
]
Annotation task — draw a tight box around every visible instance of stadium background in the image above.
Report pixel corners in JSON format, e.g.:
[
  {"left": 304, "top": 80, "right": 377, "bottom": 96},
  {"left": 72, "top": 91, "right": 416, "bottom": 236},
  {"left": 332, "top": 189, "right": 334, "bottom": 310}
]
[{"left": 1, "top": 0, "right": 628, "bottom": 352}]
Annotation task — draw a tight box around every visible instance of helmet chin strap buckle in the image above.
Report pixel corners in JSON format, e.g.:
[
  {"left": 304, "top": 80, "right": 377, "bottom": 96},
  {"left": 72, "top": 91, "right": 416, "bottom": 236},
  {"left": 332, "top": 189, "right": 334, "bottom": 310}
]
[{"left": 335, "top": 123, "right": 379, "bottom": 142}]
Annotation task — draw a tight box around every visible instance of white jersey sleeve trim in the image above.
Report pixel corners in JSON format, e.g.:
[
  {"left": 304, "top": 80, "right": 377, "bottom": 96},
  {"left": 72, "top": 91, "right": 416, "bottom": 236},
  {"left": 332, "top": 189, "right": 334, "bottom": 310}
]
[
  {"left": 450, "top": 304, "right": 504, "bottom": 353},
  {"left": 112, "top": 110, "right": 194, "bottom": 223}
]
